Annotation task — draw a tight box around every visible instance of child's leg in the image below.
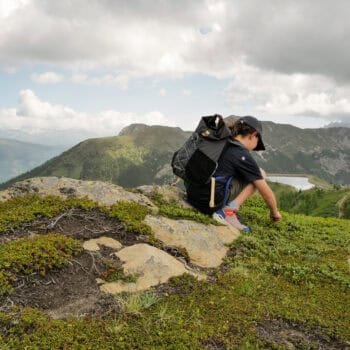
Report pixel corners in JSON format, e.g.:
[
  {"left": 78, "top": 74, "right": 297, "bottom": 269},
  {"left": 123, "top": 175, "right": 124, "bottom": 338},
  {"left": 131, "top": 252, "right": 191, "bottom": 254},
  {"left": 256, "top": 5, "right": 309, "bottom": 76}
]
[{"left": 231, "top": 168, "right": 265, "bottom": 206}]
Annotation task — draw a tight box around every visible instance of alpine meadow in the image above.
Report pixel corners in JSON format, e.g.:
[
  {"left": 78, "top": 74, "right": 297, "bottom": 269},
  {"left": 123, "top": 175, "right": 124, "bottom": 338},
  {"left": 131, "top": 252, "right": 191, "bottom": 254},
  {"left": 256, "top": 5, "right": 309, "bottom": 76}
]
[{"left": 1, "top": 1, "right": 350, "bottom": 349}]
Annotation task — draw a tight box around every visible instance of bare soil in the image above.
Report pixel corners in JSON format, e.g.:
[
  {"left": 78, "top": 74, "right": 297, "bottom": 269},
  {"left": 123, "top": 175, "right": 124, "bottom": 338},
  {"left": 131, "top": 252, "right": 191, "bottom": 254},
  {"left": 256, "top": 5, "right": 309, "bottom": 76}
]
[
  {"left": 0, "top": 208, "right": 147, "bottom": 245},
  {"left": 0, "top": 208, "right": 151, "bottom": 319},
  {"left": 256, "top": 318, "right": 349, "bottom": 349}
]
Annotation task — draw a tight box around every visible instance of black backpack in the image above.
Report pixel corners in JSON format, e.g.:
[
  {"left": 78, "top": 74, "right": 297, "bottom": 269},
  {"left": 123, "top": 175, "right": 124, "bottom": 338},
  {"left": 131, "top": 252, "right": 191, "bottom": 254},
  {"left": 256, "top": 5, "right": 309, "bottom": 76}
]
[{"left": 171, "top": 114, "right": 232, "bottom": 185}]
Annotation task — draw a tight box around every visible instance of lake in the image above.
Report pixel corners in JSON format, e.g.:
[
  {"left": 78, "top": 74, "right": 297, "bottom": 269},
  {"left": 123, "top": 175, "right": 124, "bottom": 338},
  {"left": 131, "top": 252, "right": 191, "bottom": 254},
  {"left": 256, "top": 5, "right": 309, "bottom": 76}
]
[{"left": 267, "top": 176, "right": 315, "bottom": 190}]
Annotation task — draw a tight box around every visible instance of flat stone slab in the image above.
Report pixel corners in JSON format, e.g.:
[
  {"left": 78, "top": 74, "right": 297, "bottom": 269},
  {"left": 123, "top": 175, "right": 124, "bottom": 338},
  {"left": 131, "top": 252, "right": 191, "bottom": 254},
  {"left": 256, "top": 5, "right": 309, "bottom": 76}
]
[
  {"left": 100, "top": 243, "right": 203, "bottom": 294},
  {"left": 0, "top": 177, "right": 157, "bottom": 211},
  {"left": 144, "top": 215, "right": 240, "bottom": 268},
  {"left": 83, "top": 237, "right": 122, "bottom": 251}
]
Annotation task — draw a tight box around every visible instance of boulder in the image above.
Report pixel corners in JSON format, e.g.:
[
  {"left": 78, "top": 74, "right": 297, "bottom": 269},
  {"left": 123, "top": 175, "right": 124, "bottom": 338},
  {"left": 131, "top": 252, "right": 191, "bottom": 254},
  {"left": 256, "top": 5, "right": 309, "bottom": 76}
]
[
  {"left": 144, "top": 215, "right": 239, "bottom": 268},
  {"left": 83, "top": 237, "right": 122, "bottom": 251},
  {"left": 0, "top": 177, "right": 157, "bottom": 211},
  {"left": 100, "top": 243, "right": 203, "bottom": 294},
  {"left": 137, "top": 184, "right": 192, "bottom": 208}
]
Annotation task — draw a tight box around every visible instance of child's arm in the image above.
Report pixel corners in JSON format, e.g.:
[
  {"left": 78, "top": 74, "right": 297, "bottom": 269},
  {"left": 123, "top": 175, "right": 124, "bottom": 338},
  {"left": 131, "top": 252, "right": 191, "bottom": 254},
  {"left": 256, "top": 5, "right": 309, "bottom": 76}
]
[{"left": 253, "top": 179, "right": 282, "bottom": 222}]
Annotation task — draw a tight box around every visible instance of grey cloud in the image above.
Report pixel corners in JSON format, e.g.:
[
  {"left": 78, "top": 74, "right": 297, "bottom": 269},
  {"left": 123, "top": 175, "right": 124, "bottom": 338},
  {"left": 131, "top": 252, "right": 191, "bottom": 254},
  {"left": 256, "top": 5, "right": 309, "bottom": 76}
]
[
  {"left": 1, "top": 0, "right": 350, "bottom": 84},
  {"left": 226, "top": 0, "right": 350, "bottom": 82}
]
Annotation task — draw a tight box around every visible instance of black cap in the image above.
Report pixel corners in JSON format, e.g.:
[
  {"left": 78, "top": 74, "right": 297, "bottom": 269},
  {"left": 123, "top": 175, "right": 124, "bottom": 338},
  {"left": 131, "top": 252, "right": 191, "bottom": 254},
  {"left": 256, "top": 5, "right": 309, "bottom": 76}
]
[{"left": 238, "top": 116, "right": 265, "bottom": 151}]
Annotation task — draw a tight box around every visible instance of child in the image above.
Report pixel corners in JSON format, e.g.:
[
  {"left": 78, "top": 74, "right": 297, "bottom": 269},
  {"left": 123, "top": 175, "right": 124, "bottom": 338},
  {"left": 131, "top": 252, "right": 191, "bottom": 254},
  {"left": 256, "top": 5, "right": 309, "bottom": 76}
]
[{"left": 185, "top": 116, "right": 282, "bottom": 231}]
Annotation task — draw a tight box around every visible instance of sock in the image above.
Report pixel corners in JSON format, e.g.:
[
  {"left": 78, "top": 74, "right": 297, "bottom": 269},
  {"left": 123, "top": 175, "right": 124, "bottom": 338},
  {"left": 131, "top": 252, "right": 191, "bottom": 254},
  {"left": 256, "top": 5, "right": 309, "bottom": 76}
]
[{"left": 226, "top": 200, "right": 240, "bottom": 210}]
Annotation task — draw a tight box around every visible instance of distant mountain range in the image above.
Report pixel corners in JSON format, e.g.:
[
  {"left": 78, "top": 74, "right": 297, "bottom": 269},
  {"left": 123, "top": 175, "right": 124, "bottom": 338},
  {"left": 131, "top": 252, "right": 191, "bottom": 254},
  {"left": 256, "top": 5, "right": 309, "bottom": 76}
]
[
  {"left": 1, "top": 122, "right": 349, "bottom": 189},
  {"left": 324, "top": 121, "right": 350, "bottom": 128},
  {"left": 0, "top": 139, "right": 67, "bottom": 183}
]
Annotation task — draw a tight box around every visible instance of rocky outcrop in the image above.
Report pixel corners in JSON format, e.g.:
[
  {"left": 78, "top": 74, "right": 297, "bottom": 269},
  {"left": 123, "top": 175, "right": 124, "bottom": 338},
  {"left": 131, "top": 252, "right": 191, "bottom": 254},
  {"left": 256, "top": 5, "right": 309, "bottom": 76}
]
[
  {"left": 100, "top": 244, "right": 204, "bottom": 294},
  {"left": 2, "top": 177, "right": 241, "bottom": 295},
  {"left": 144, "top": 215, "right": 239, "bottom": 268},
  {"left": 0, "top": 177, "right": 157, "bottom": 210},
  {"left": 83, "top": 237, "right": 122, "bottom": 251},
  {"left": 137, "top": 184, "right": 192, "bottom": 208}
]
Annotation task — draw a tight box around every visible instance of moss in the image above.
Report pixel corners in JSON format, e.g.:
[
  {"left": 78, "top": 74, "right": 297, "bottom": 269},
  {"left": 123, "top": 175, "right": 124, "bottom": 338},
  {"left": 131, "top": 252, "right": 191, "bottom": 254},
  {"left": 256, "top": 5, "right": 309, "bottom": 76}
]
[
  {"left": 100, "top": 260, "right": 138, "bottom": 284},
  {"left": 0, "top": 194, "right": 97, "bottom": 233},
  {"left": 151, "top": 191, "right": 220, "bottom": 225},
  {"left": 107, "top": 201, "right": 152, "bottom": 236},
  {"left": 0, "top": 233, "right": 82, "bottom": 296},
  {"left": 0, "top": 193, "right": 349, "bottom": 347}
]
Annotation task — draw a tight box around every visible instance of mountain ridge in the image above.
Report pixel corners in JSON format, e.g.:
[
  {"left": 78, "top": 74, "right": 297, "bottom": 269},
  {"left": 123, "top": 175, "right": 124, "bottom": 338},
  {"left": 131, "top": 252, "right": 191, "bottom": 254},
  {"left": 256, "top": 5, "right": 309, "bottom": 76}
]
[
  {"left": 1, "top": 122, "right": 349, "bottom": 189},
  {"left": 0, "top": 138, "right": 67, "bottom": 183}
]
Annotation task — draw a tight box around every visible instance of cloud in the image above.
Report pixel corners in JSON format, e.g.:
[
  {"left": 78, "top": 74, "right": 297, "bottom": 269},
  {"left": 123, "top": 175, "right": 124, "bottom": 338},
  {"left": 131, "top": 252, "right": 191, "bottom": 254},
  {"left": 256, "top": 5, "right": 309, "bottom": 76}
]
[
  {"left": 0, "top": 90, "right": 175, "bottom": 143},
  {"left": 225, "top": 63, "right": 350, "bottom": 125},
  {"left": 1, "top": 1, "right": 349, "bottom": 83},
  {"left": 31, "top": 71, "right": 64, "bottom": 84},
  {"left": 1, "top": 1, "right": 350, "bottom": 129},
  {"left": 70, "top": 73, "right": 129, "bottom": 89}
]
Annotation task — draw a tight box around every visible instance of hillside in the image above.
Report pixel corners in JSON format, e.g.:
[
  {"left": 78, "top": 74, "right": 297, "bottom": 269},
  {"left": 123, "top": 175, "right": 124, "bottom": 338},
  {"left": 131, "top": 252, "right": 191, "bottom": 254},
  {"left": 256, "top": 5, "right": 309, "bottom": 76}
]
[
  {"left": 268, "top": 181, "right": 350, "bottom": 219},
  {"left": 254, "top": 123, "right": 350, "bottom": 185},
  {"left": 0, "top": 125, "right": 190, "bottom": 189},
  {"left": 0, "top": 177, "right": 349, "bottom": 348},
  {"left": 0, "top": 138, "right": 66, "bottom": 183},
  {"left": 1, "top": 122, "right": 350, "bottom": 190}
]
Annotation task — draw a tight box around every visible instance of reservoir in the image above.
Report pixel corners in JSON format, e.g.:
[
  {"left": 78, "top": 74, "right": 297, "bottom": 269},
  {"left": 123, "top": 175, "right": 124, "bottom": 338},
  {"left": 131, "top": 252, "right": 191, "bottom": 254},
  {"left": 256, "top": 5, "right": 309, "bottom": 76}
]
[{"left": 267, "top": 176, "right": 315, "bottom": 190}]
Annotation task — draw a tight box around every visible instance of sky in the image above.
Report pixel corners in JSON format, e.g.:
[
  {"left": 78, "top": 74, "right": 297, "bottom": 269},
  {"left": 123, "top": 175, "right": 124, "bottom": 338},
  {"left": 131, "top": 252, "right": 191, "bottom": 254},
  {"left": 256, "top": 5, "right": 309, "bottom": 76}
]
[{"left": 1, "top": 0, "right": 350, "bottom": 145}]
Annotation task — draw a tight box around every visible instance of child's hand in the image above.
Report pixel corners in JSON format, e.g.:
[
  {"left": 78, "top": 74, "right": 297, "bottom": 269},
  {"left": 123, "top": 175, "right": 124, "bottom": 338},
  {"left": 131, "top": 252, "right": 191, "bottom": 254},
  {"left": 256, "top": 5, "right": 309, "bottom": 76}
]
[{"left": 270, "top": 210, "right": 282, "bottom": 222}]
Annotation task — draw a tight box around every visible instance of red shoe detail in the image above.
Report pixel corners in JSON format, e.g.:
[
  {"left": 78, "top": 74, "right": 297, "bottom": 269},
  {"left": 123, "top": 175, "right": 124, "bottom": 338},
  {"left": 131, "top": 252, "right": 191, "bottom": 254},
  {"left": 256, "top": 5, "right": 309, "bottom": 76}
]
[{"left": 223, "top": 208, "right": 237, "bottom": 217}]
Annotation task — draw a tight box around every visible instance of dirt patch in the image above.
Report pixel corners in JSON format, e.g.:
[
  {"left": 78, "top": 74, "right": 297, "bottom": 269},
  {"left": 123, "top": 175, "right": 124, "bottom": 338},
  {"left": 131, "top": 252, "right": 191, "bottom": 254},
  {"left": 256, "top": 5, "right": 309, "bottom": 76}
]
[
  {"left": 0, "top": 207, "right": 150, "bottom": 319},
  {"left": 256, "top": 318, "right": 348, "bottom": 349},
  {"left": 0, "top": 249, "right": 124, "bottom": 319},
  {"left": 199, "top": 338, "right": 227, "bottom": 349},
  {"left": 0, "top": 208, "right": 149, "bottom": 246},
  {"left": 0, "top": 208, "right": 194, "bottom": 319}
]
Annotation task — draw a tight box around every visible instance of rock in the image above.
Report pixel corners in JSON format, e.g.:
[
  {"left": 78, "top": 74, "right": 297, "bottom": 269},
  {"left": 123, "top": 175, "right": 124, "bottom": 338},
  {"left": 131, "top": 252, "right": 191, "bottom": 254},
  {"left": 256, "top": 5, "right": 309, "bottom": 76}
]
[
  {"left": 137, "top": 184, "right": 192, "bottom": 208},
  {"left": 144, "top": 215, "right": 239, "bottom": 268},
  {"left": 83, "top": 237, "right": 122, "bottom": 251},
  {"left": 100, "top": 243, "right": 201, "bottom": 294},
  {"left": 0, "top": 177, "right": 157, "bottom": 211}
]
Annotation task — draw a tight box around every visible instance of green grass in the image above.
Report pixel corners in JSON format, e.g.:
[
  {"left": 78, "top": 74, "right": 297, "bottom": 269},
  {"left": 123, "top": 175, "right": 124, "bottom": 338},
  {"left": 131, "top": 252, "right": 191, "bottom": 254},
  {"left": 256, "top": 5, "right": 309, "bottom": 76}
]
[
  {"left": 0, "top": 194, "right": 349, "bottom": 348},
  {"left": 150, "top": 191, "right": 220, "bottom": 225},
  {"left": 0, "top": 233, "right": 82, "bottom": 295},
  {"left": 268, "top": 182, "right": 350, "bottom": 219},
  {"left": 107, "top": 201, "right": 153, "bottom": 235}
]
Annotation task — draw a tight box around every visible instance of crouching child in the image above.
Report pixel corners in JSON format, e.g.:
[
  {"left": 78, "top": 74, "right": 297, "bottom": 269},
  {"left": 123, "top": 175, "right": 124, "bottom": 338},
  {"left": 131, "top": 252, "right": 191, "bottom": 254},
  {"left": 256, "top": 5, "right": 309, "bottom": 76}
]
[{"left": 185, "top": 116, "right": 282, "bottom": 232}]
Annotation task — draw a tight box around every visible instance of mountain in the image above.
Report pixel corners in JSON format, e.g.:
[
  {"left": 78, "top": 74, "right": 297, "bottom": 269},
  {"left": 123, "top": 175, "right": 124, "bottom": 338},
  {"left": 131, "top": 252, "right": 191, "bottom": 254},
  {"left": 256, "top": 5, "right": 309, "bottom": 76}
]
[
  {"left": 253, "top": 122, "right": 350, "bottom": 185},
  {"left": 324, "top": 121, "right": 350, "bottom": 128},
  {"left": 0, "top": 125, "right": 190, "bottom": 189},
  {"left": 1, "top": 122, "right": 349, "bottom": 189},
  {"left": 0, "top": 139, "right": 67, "bottom": 183}
]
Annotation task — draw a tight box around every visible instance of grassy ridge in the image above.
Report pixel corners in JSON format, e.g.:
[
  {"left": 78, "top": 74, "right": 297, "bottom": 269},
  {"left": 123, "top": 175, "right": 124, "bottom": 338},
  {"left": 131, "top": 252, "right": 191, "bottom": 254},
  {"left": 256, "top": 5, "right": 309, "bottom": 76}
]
[{"left": 0, "top": 194, "right": 349, "bottom": 348}]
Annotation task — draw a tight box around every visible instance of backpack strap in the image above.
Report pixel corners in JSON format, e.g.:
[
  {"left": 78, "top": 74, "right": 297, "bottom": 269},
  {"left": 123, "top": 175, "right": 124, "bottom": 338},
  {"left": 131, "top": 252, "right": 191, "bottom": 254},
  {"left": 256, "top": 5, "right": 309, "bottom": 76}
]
[{"left": 209, "top": 175, "right": 233, "bottom": 209}]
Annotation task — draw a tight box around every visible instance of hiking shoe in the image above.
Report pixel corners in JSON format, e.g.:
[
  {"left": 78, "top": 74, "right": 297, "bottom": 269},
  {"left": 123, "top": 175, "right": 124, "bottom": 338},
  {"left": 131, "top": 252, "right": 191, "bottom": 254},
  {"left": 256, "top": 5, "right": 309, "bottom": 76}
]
[
  {"left": 224, "top": 209, "right": 250, "bottom": 232},
  {"left": 212, "top": 209, "right": 230, "bottom": 226}
]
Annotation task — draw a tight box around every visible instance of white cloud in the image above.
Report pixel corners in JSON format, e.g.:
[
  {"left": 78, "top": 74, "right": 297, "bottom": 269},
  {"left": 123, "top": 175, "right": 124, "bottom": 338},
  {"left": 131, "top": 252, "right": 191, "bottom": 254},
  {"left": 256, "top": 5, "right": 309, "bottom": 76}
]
[
  {"left": 31, "top": 71, "right": 64, "bottom": 84},
  {"left": 0, "top": 90, "right": 175, "bottom": 142},
  {"left": 225, "top": 63, "right": 350, "bottom": 126},
  {"left": 0, "top": 0, "right": 29, "bottom": 18},
  {"left": 70, "top": 73, "right": 129, "bottom": 89},
  {"left": 159, "top": 88, "right": 166, "bottom": 96},
  {"left": 1, "top": 0, "right": 350, "bottom": 84},
  {"left": 182, "top": 89, "right": 191, "bottom": 96},
  {"left": 1, "top": 1, "right": 350, "bottom": 129}
]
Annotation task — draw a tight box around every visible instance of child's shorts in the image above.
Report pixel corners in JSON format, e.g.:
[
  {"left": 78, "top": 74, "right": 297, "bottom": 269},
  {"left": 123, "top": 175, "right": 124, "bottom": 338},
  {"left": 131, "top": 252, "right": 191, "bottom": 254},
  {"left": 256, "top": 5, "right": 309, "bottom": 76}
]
[{"left": 229, "top": 178, "right": 250, "bottom": 201}]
